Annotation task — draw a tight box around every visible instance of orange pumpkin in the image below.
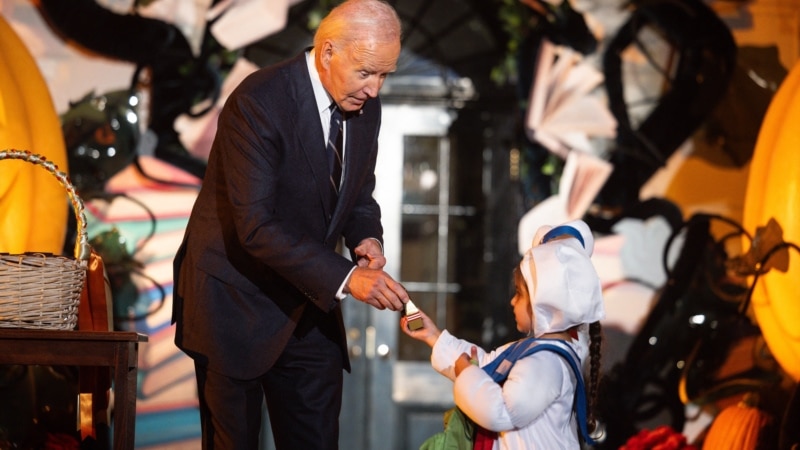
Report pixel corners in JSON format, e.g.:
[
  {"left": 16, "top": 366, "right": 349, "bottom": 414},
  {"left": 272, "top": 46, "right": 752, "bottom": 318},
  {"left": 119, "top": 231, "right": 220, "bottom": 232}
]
[
  {"left": 0, "top": 15, "right": 69, "bottom": 254},
  {"left": 702, "top": 394, "right": 771, "bottom": 450},
  {"left": 743, "top": 59, "right": 800, "bottom": 382}
]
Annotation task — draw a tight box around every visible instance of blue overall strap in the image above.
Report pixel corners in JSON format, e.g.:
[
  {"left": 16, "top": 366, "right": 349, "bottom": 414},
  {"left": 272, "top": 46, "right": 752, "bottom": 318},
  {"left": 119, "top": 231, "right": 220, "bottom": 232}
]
[
  {"left": 541, "top": 224, "right": 586, "bottom": 249},
  {"left": 480, "top": 339, "right": 530, "bottom": 382},
  {"left": 481, "top": 339, "right": 597, "bottom": 446}
]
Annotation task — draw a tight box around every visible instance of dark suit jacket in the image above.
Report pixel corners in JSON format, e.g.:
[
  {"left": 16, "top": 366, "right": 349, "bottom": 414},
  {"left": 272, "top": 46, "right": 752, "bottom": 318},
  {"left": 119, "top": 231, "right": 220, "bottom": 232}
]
[{"left": 172, "top": 51, "right": 384, "bottom": 379}]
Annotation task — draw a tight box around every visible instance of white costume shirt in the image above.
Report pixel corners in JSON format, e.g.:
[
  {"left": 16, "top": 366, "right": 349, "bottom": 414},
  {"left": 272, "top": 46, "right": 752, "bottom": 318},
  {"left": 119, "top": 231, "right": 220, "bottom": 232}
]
[{"left": 431, "top": 330, "right": 589, "bottom": 450}]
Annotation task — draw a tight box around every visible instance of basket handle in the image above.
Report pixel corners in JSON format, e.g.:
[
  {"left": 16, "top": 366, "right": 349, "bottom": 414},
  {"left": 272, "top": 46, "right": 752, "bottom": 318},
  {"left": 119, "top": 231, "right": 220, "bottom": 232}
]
[{"left": 0, "top": 149, "right": 91, "bottom": 261}]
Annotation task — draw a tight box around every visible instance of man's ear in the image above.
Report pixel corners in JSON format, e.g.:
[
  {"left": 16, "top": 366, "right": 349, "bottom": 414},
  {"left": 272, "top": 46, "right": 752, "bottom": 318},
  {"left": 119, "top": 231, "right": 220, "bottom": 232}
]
[{"left": 320, "top": 40, "right": 335, "bottom": 69}]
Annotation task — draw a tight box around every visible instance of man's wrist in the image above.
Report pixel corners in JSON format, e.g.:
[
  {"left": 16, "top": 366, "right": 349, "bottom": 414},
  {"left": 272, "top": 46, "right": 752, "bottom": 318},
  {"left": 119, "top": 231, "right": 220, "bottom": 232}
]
[
  {"left": 368, "top": 237, "right": 383, "bottom": 254},
  {"left": 337, "top": 266, "right": 358, "bottom": 300}
]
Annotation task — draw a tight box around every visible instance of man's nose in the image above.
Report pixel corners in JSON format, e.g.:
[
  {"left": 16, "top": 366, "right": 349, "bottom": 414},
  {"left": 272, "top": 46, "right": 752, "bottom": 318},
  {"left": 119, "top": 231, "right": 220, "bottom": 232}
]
[{"left": 364, "top": 77, "right": 382, "bottom": 98}]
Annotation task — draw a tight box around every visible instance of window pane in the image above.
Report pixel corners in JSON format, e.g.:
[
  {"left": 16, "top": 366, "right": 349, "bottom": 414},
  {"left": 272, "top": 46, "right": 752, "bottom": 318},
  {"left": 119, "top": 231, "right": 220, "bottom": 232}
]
[
  {"left": 400, "top": 214, "right": 438, "bottom": 283},
  {"left": 403, "top": 135, "right": 440, "bottom": 205}
]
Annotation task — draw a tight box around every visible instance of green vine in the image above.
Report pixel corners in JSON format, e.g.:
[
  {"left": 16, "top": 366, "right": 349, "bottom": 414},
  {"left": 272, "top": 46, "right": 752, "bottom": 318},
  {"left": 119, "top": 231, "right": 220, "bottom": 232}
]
[
  {"left": 492, "top": 0, "right": 539, "bottom": 87},
  {"left": 307, "top": 0, "right": 338, "bottom": 30}
]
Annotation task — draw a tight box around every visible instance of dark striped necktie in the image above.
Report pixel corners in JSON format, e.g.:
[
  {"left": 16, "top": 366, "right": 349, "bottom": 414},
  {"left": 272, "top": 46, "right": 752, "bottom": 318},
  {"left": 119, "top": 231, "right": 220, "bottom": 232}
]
[{"left": 328, "top": 105, "right": 343, "bottom": 193}]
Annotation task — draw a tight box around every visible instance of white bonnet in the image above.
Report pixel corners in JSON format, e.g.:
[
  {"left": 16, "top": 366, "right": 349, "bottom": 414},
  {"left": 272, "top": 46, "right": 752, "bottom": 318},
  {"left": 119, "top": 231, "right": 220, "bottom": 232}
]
[{"left": 520, "top": 219, "right": 605, "bottom": 337}]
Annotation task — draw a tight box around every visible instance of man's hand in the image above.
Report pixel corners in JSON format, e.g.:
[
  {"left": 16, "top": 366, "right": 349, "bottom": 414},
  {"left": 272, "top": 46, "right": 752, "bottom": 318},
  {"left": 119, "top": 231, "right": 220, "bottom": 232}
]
[
  {"left": 345, "top": 266, "right": 407, "bottom": 311},
  {"left": 354, "top": 238, "right": 385, "bottom": 269}
]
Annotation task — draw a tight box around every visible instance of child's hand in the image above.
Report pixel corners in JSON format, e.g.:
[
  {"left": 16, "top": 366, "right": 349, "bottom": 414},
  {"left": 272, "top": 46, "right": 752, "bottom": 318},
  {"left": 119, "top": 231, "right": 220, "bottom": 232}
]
[
  {"left": 400, "top": 308, "right": 440, "bottom": 347},
  {"left": 454, "top": 346, "right": 478, "bottom": 376}
]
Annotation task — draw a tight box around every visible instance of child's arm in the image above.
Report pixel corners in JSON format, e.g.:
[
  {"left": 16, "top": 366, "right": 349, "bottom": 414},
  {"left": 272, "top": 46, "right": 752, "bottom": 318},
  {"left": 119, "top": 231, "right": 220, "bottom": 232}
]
[
  {"left": 401, "top": 307, "right": 489, "bottom": 380},
  {"left": 456, "top": 352, "right": 565, "bottom": 432}
]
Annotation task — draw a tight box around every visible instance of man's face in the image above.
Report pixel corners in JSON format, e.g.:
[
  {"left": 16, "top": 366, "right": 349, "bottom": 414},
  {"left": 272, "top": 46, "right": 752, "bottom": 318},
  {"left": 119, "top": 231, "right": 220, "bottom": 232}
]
[{"left": 320, "top": 38, "right": 401, "bottom": 113}]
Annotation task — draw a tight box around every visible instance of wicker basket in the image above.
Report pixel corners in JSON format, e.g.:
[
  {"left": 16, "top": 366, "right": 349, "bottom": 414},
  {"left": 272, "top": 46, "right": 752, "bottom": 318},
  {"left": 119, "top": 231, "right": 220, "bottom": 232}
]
[{"left": 0, "top": 149, "right": 91, "bottom": 330}]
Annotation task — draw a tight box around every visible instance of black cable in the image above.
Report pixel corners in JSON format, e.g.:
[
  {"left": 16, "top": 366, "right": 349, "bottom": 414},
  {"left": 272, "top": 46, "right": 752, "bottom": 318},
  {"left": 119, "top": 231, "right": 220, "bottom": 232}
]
[{"left": 739, "top": 240, "right": 800, "bottom": 315}]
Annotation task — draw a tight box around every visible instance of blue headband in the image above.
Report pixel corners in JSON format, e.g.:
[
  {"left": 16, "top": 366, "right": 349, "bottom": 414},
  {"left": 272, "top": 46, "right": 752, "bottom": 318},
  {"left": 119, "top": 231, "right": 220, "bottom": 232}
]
[{"left": 541, "top": 225, "right": 585, "bottom": 249}]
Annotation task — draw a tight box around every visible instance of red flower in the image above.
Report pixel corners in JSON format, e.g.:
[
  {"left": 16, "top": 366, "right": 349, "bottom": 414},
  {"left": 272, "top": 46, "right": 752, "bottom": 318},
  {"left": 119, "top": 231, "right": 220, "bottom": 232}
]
[{"left": 619, "top": 425, "right": 696, "bottom": 450}]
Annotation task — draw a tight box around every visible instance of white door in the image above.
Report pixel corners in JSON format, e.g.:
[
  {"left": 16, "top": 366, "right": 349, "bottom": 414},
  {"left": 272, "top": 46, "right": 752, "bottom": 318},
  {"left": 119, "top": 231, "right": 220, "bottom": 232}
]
[{"left": 340, "top": 104, "right": 474, "bottom": 450}]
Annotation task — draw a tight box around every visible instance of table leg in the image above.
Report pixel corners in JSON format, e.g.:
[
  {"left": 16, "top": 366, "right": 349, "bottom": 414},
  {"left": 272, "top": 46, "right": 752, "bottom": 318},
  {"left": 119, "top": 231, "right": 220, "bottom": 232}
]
[{"left": 113, "top": 341, "right": 139, "bottom": 450}]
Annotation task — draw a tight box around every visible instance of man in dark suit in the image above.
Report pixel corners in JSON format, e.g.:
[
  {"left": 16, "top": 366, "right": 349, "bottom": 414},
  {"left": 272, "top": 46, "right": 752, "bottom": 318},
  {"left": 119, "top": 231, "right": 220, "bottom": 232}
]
[{"left": 171, "top": 1, "right": 409, "bottom": 448}]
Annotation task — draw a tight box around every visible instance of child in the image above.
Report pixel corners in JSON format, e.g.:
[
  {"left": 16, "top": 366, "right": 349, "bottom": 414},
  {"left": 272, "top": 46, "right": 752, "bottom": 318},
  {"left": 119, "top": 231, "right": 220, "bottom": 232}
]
[{"left": 402, "top": 219, "right": 605, "bottom": 449}]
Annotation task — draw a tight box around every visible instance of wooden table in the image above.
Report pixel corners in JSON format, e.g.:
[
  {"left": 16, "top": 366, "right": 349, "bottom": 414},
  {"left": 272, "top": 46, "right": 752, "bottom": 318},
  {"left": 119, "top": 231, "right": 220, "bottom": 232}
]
[{"left": 0, "top": 329, "right": 147, "bottom": 449}]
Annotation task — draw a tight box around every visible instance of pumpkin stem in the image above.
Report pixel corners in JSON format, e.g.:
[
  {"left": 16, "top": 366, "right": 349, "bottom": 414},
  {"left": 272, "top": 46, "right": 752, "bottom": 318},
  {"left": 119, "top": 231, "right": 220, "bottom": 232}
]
[{"left": 739, "top": 392, "right": 760, "bottom": 408}]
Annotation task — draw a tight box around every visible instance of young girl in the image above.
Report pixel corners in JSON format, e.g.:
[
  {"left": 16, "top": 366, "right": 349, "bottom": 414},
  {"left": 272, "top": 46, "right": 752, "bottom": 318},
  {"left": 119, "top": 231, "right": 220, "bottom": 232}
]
[{"left": 402, "top": 219, "right": 605, "bottom": 449}]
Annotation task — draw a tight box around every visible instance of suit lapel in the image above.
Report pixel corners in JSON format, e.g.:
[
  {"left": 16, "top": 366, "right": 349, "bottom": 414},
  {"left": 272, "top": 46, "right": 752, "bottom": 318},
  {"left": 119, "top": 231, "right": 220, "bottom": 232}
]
[{"left": 288, "top": 54, "right": 337, "bottom": 220}]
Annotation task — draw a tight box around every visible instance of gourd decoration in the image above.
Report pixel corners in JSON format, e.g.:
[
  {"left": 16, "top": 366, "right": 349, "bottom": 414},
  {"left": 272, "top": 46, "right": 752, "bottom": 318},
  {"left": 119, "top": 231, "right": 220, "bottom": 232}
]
[
  {"left": 0, "top": 16, "right": 69, "bottom": 254},
  {"left": 742, "top": 58, "right": 800, "bottom": 382},
  {"left": 702, "top": 393, "right": 771, "bottom": 450}
]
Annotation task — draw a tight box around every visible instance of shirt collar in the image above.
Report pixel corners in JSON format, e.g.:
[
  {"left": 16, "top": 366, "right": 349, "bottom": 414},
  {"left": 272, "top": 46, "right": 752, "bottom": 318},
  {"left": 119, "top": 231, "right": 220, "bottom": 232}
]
[{"left": 306, "top": 48, "right": 334, "bottom": 116}]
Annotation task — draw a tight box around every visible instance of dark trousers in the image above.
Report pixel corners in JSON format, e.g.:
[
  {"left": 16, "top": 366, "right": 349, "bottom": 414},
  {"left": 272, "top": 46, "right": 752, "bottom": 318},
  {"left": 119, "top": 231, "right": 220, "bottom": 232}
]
[{"left": 195, "top": 317, "right": 344, "bottom": 450}]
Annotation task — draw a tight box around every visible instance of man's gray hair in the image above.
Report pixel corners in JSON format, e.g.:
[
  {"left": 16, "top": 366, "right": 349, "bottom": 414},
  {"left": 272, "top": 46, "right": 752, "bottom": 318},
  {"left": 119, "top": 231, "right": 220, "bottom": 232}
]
[{"left": 313, "top": 0, "right": 402, "bottom": 50}]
